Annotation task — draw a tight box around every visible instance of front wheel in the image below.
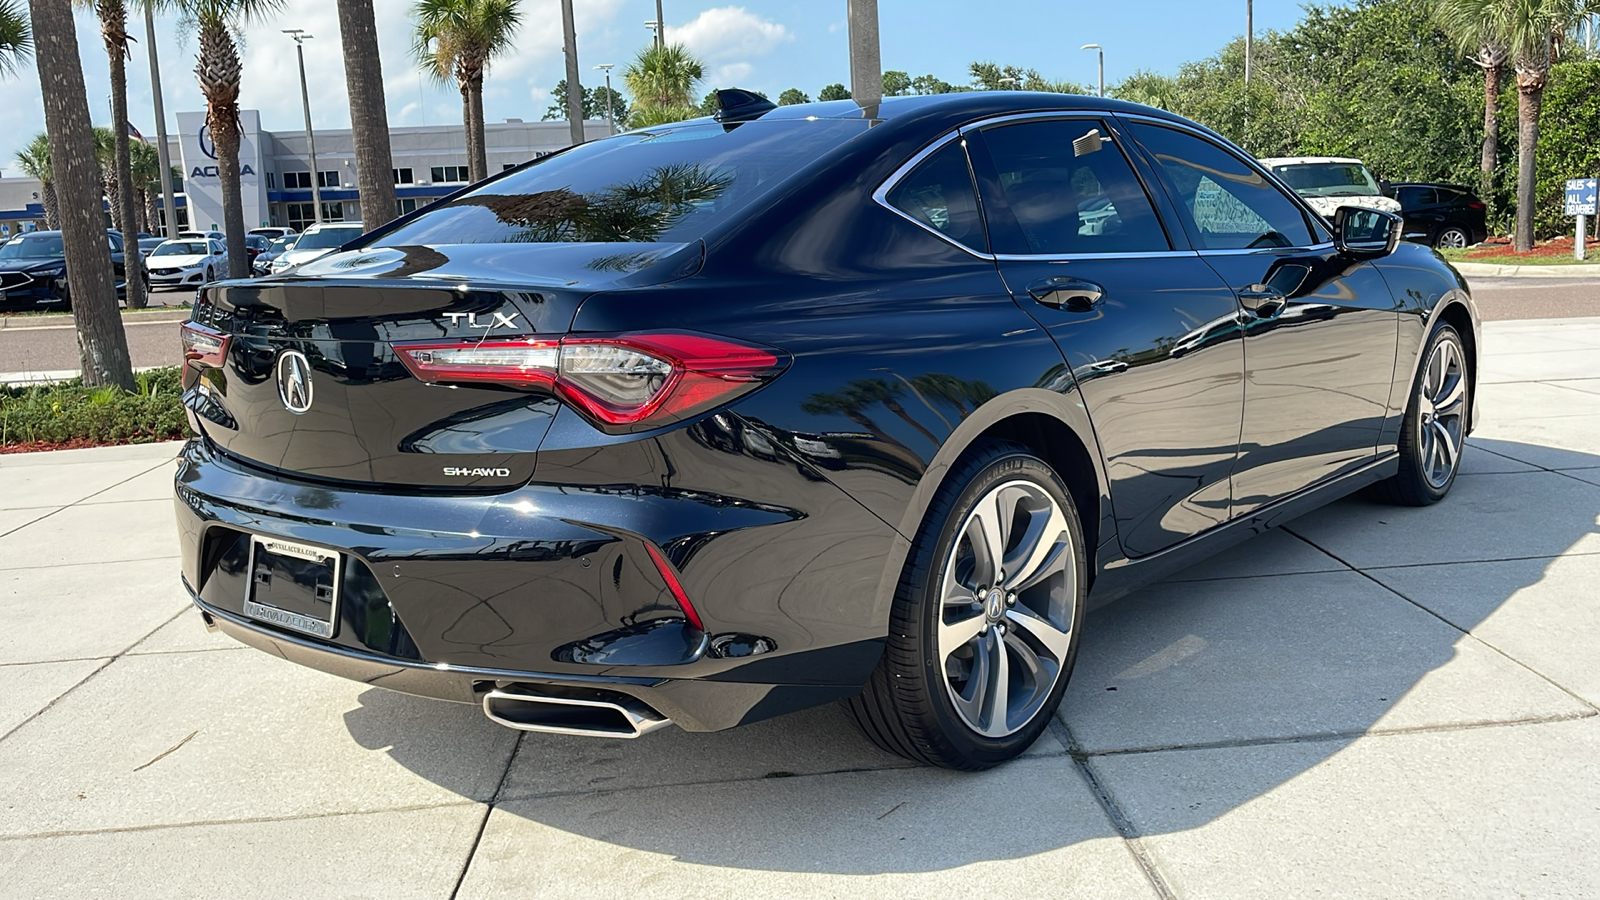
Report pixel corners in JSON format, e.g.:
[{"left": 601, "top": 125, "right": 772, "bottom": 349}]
[
  {"left": 845, "top": 441, "right": 1085, "bottom": 769},
  {"left": 1378, "top": 324, "right": 1469, "bottom": 505}
]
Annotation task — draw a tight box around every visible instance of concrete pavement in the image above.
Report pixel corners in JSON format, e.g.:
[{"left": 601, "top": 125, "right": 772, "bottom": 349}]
[{"left": 2, "top": 318, "right": 1599, "bottom": 897}]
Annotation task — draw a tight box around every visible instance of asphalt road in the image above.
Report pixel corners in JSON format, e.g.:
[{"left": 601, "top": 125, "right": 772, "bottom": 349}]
[{"left": 1, "top": 275, "right": 1595, "bottom": 376}]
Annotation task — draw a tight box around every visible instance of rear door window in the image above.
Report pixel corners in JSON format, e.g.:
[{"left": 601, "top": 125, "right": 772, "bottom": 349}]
[
  {"left": 1127, "top": 123, "right": 1316, "bottom": 250},
  {"left": 883, "top": 138, "right": 987, "bottom": 252}
]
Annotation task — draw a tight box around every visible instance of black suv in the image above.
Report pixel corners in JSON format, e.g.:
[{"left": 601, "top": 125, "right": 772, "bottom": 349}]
[
  {"left": 0, "top": 229, "right": 137, "bottom": 310},
  {"left": 1390, "top": 183, "right": 1488, "bottom": 249}
]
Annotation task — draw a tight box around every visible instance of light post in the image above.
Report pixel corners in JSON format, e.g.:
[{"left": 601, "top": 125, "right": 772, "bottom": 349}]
[
  {"left": 284, "top": 29, "right": 323, "bottom": 225},
  {"left": 645, "top": 20, "right": 661, "bottom": 45},
  {"left": 144, "top": 3, "right": 177, "bottom": 236},
  {"left": 1245, "top": 0, "right": 1253, "bottom": 84},
  {"left": 1081, "top": 43, "right": 1103, "bottom": 98},
  {"left": 594, "top": 64, "right": 616, "bottom": 135},
  {"left": 654, "top": 1, "right": 665, "bottom": 48}
]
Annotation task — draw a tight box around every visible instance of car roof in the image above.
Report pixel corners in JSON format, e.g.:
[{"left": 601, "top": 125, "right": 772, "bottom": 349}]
[{"left": 1256, "top": 156, "right": 1364, "bottom": 166}]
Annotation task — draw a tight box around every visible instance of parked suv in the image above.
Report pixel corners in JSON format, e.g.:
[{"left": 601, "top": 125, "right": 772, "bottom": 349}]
[
  {"left": 0, "top": 229, "right": 137, "bottom": 310},
  {"left": 1389, "top": 183, "right": 1488, "bottom": 249},
  {"left": 1258, "top": 156, "right": 1402, "bottom": 221}
]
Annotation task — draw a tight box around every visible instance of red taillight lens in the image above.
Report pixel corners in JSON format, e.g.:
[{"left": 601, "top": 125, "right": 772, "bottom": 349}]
[
  {"left": 643, "top": 541, "right": 704, "bottom": 632},
  {"left": 1469, "top": 201, "right": 1486, "bottom": 210},
  {"left": 180, "top": 322, "right": 230, "bottom": 383},
  {"left": 393, "top": 331, "right": 785, "bottom": 431}
]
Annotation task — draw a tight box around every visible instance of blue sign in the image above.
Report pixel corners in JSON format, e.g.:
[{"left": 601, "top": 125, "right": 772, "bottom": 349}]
[{"left": 1565, "top": 178, "right": 1598, "bottom": 216}]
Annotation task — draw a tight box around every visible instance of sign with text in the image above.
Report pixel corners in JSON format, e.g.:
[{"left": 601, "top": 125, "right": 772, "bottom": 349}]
[{"left": 1565, "top": 178, "right": 1598, "bottom": 216}]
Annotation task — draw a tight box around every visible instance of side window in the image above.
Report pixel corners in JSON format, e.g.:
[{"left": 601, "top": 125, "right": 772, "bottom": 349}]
[
  {"left": 884, "top": 138, "right": 987, "bottom": 252},
  {"left": 979, "top": 119, "right": 1169, "bottom": 255},
  {"left": 1127, "top": 123, "right": 1315, "bottom": 251}
]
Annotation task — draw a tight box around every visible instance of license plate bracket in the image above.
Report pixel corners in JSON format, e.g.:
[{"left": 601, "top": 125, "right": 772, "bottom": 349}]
[{"left": 243, "top": 535, "right": 341, "bottom": 639}]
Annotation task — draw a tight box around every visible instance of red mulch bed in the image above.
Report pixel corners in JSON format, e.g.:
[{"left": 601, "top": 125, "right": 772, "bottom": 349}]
[
  {"left": 1464, "top": 235, "right": 1600, "bottom": 259},
  {"left": 0, "top": 437, "right": 123, "bottom": 454}
]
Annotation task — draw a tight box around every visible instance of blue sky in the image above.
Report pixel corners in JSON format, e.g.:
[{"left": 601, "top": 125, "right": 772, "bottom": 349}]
[{"left": 0, "top": 1, "right": 1315, "bottom": 178}]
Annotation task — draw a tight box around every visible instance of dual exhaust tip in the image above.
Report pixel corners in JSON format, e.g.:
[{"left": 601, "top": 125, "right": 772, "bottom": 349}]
[{"left": 480, "top": 686, "right": 671, "bottom": 739}]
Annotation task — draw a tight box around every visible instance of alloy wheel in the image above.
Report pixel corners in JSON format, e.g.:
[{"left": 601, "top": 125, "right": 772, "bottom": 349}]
[
  {"left": 1435, "top": 227, "right": 1469, "bottom": 249},
  {"left": 937, "top": 480, "right": 1075, "bottom": 738},
  {"left": 1417, "top": 336, "right": 1467, "bottom": 489}
]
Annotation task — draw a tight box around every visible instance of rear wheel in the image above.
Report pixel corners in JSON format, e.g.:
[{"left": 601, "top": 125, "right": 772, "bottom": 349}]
[
  {"left": 1434, "top": 226, "right": 1471, "bottom": 249},
  {"left": 1378, "top": 324, "right": 1469, "bottom": 505},
  {"left": 845, "top": 441, "right": 1085, "bottom": 769}
]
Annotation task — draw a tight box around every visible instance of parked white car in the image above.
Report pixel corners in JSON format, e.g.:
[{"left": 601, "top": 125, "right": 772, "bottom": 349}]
[
  {"left": 178, "top": 230, "right": 227, "bottom": 242},
  {"left": 271, "top": 222, "right": 365, "bottom": 274},
  {"left": 147, "top": 238, "right": 228, "bottom": 289},
  {"left": 1257, "top": 156, "right": 1402, "bottom": 220}
]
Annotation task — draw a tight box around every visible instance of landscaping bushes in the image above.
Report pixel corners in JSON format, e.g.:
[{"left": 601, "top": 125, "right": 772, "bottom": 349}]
[{"left": 1, "top": 367, "right": 188, "bottom": 451}]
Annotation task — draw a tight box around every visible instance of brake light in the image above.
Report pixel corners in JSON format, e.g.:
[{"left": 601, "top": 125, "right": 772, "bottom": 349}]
[
  {"left": 393, "top": 331, "right": 786, "bottom": 431},
  {"left": 1469, "top": 201, "right": 1486, "bottom": 210},
  {"left": 180, "top": 322, "right": 230, "bottom": 382}
]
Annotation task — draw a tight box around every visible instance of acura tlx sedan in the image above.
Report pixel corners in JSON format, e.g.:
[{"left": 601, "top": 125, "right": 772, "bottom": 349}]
[{"left": 175, "top": 92, "right": 1479, "bottom": 769}]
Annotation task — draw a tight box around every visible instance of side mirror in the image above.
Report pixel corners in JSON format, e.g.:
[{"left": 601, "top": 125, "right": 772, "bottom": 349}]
[{"left": 1333, "top": 206, "right": 1401, "bottom": 259}]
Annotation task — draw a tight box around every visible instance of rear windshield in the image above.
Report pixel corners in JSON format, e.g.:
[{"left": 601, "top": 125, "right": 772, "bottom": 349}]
[
  {"left": 296, "top": 227, "right": 364, "bottom": 250},
  {"left": 370, "top": 119, "right": 870, "bottom": 247}
]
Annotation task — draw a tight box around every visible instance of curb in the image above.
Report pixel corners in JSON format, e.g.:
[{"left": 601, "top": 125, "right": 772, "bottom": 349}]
[
  {"left": 1453, "top": 262, "right": 1600, "bottom": 278},
  {"left": 0, "top": 309, "right": 190, "bottom": 330}
]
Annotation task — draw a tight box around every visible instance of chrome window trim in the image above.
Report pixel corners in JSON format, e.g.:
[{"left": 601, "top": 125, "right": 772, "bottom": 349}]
[
  {"left": 870, "top": 130, "right": 996, "bottom": 261},
  {"left": 993, "top": 250, "right": 1195, "bottom": 262},
  {"left": 1195, "top": 242, "right": 1337, "bottom": 257}
]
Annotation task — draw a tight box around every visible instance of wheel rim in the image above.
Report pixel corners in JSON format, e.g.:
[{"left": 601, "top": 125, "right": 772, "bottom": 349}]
[
  {"left": 1437, "top": 228, "right": 1469, "bottom": 249},
  {"left": 1417, "top": 337, "right": 1467, "bottom": 489},
  {"left": 937, "top": 479, "right": 1075, "bottom": 738}
]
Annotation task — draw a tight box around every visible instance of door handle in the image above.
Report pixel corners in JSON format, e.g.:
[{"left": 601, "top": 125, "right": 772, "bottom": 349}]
[
  {"left": 1237, "top": 284, "right": 1286, "bottom": 318},
  {"left": 1027, "top": 276, "right": 1104, "bottom": 312}
]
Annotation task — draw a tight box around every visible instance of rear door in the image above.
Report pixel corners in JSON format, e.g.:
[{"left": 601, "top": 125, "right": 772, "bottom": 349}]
[
  {"left": 1121, "top": 120, "right": 1400, "bottom": 514},
  {"left": 969, "top": 116, "right": 1246, "bottom": 558}
]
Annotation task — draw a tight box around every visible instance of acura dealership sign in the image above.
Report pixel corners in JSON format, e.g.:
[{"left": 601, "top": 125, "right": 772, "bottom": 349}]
[{"left": 177, "top": 110, "right": 268, "bottom": 228}]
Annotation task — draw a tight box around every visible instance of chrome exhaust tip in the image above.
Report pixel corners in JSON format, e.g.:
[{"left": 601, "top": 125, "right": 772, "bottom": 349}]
[{"left": 480, "top": 688, "right": 671, "bottom": 739}]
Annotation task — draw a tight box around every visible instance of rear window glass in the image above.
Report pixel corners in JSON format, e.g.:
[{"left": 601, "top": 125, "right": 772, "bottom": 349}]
[{"left": 370, "top": 120, "right": 869, "bottom": 247}]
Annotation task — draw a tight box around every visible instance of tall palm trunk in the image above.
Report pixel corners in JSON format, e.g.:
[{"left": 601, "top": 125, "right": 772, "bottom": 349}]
[
  {"left": 1477, "top": 45, "right": 1504, "bottom": 205},
  {"left": 41, "top": 180, "right": 60, "bottom": 229},
  {"left": 1511, "top": 36, "right": 1550, "bottom": 253},
  {"left": 27, "top": 0, "right": 134, "bottom": 389},
  {"left": 140, "top": 186, "right": 155, "bottom": 234},
  {"left": 195, "top": 17, "right": 248, "bottom": 277},
  {"left": 337, "top": 0, "right": 398, "bottom": 227},
  {"left": 460, "top": 65, "right": 487, "bottom": 182},
  {"left": 94, "top": 0, "right": 147, "bottom": 307}
]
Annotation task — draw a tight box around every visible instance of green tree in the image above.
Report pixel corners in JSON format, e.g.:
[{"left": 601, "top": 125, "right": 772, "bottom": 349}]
[
  {"left": 339, "top": 0, "right": 399, "bottom": 228},
  {"left": 818, "top": 82, "right": 851, "bottom": 101},
  {"left": 14, "top": 133, "right": 58, "bottom": 228},
  {"left": 1435, "top": 0, "right": 1511, "bottom": 204},
  {"left": 75, "top": 0, "right": 147, "bottom": 306},
  {"left": 0, "top": 0, "right": 30, "bottom": 77},
  {"left": 26, "top": 0, "right": 134, "bottom": 389},
  {"left": 910, "top": 73, "right": 963, "bottom": 94},
  {"left": 623, "top": 42, "right": 704, "bottom": 127},
  {"left": 968, "top": 61, "right": 1085, "bottom": 93},
  {"left": 776, "top": 87, "right": 809, "bottom": 105},
  {"left": 881, "top": 70, "right": 911, "bottom": 96},
  {"left": 412, "top": 0, "right": 522, "bottom": 183},
  {"left": 543, "top": 78, "right": 627, "bottom": 124},
  {"left": 129, "top": 137, "right": 161, "bottom": 233},
  {"left": 1532, "top": 59, "right": 1600, "bottom": 236},
  {"left": 173, "top": 0, "right": 284, "bottom": 278}
]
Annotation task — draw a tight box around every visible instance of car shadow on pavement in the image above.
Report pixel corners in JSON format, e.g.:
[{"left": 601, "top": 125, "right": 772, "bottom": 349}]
[{"left": 341, "top": 439, "right": 1600, "bottom": 875}]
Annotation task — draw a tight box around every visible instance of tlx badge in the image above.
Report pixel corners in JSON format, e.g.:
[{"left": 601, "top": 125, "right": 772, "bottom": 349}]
[{"left": 445, "top": 311, "right": 520, "bottom": 329}]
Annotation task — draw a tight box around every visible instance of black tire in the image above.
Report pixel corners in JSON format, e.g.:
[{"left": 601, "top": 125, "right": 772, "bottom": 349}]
[
  {"left": 1434, "top": 225, "right": 1471, "bottom": 250},
  {"left": 1377, "top": 324, "right": 1469, "bottom": 505},
  {"left": 844, "top": 440, "right": 1086, "bottom": 769}
]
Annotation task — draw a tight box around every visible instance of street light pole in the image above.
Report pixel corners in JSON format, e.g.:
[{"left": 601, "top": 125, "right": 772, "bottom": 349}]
[
  {"left": 654, "top": 0, "right": 665, "bottom": 48},
  {"left": 847, "top": 0, "right": 883, "bottom": 107},
  {"left": 284, "top": 29, "right": 323, "bottom": 225},
  {"left": 1245, "top": 0, "right": 1254, "bottom": 84},
  {"left": 595, "top": 64, "right": 616, "bottom": 135},
  {"left": 1081, "top": 44, "right": 1103, "bottom": 97},
  {"left": 144, "top": 3, "right": 178, "bottom": 236}
]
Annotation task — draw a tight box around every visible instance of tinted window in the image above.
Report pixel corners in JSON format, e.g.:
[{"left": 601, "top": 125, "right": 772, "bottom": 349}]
[
  {"left": 296, "top": 228, "right": 363, "bottom": 250},
  {"left": 884, "top": 139, "right": 986, "bottom": 252},
  {"left": 0, "top": 234, "right": 63, "bottom": 259},
  {"left": 980, "top": 119, "right": 1169, "bottom": 255},
  {"left": 1399, "top": 186, "right": 1437, "bottom": 207},
  {"left": 372, "top": 120, "right": 869, "bottom": 248},
  {"left": 1129, "top": 123, "right": 1314, "bottom": 250}
]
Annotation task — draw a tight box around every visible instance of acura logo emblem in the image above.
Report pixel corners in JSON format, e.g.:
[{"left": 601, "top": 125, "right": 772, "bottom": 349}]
[{"left": 276, "top": 350, "right": 314, "bottom": 414}]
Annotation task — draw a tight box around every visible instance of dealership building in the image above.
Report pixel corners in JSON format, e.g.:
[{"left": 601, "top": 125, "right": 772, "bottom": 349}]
[{"left": 0, "top": 110, "right": 611, "bottom": 238}]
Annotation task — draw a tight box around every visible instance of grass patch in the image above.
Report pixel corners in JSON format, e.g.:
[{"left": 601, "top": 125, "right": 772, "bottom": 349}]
[
  {"left": 1441, "top": 249, "right": 1599, "bottom": 266},
  {"left": 1, "top": 367, "right": 189, "bottom": 451}
]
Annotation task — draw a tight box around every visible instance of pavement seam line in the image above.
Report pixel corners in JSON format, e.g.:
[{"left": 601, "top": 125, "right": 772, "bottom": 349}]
[
  {"left": 1079, "top": 710, "right": 1597, "bottom": 758},
  {"left": 1050, "top": 717, "right": 1179, "bottom": 900},
  {"left": 0, "top": 458, "right": 172, "bottom": 540},
  {"left": 0, "top": 555, "right": 183, "bottom": 572},
  {"left": 449, "top": 732, "right": 524, "bottom": 900},
  {"left": 1281, "top": 529, "right": 1600, "bottom": 715},
  {"left": 0, "top": 800, "right": 483, "bottom": 843}
]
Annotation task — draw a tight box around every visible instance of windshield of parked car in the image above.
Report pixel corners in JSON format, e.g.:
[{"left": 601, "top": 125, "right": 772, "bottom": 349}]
[
  {"left": 1269, "top": 163, "right": 1382, "bottom": 198},
  {"left": 369, "top": 119, "right": 872, "bottom": 247},
  {"left": 152, "top": 241, "right": 210, "bottom": 257},
  {"left": 295, "top": 227, "right": 363, "bottom": 250},
  {"left": 268, "top": 237, "right": 295, "bottom": 253},
  {"left": 0, "top": 234, "right": 64, "bottom": 259}
]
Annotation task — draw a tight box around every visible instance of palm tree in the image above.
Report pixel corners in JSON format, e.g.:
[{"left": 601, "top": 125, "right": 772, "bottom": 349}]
[
  {"left": 623, "top": 43, "right": 704, "bottom": 128},
  {"left": 92, "top": 124, "right": 117, "bottom": 227},
  {"left": 172, "top": 0, "right": 282, "bottom": 277},
  {"left": 76, "top": 0, "right": 148, "bottom": 306},
  {"left": 129, "top": 138, "right": 161, "bottom": 233},
  {"left": 14, "top": 134, "right": 59, "bottom": 229},
  {"left": 25, "top": 0, "right": 134, "bottom": 389},
  {"left": 338, "top": 0, "right": 398, "bottom": 228},
  {"left": 1, "top": 0, "right": 31, "bottom": 77},
  {"left": 412, "top": 0, "right": 521, "bottom": 183},
  {"left": 1433, "top": 5, "right": 1509, "bottom": 205}
]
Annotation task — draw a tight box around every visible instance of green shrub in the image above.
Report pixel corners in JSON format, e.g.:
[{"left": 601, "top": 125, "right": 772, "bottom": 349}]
[{"left": 1, "top": 367, "right": 190, "bottom": 448}]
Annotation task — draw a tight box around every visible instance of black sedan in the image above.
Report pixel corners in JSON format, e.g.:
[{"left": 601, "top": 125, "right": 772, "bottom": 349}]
[
  {"left": 1391, "top": 182, "right": 1489, "bottom": 249},
  {"left": 0, "top": 229, "right": 137, "bottom": 310},
  {"left": 175, "top": 93, "right": 1479, "bottom": 769}
]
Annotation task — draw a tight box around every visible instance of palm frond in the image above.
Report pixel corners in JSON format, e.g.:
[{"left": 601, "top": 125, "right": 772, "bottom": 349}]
[{"left": 0, "top": 0, "right": 32, "bottom": 78}]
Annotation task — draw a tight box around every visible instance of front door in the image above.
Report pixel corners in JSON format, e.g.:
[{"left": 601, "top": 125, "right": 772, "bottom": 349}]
[
  {"left": 1121, "top": 121, "right": 1400, "bottom": 515},
  {"left": 968, "top": 117, "right": 1246, "bottom": 558}
]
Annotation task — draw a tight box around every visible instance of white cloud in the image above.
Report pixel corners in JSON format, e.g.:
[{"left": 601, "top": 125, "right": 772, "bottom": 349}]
[
  {"left": 666, "top": 7, "right": 792, "bottom": 62},
  {"left": 713, "top": 62, "right": 754, "bottom": 85}
]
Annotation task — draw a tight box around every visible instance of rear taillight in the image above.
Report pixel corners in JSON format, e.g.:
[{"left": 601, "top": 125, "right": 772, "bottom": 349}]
[
  {"left": 180, "top": 322, "right": 230, "bottom": 383},
  {"left": 393, "top": 331, "right": 786, "bottom": 431},
  {"left": 1469, "top": 201, "right": 1486, "bottom": 210}
]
